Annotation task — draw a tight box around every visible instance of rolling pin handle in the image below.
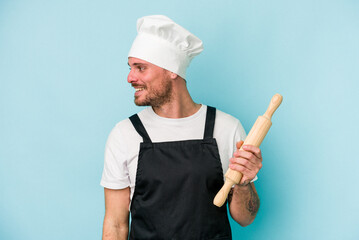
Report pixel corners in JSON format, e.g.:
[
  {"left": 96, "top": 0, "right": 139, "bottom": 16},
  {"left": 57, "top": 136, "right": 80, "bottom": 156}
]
[
  {"left": 213, "top": 179, "right": 235, "bottom": 207},
  {"left": 263, "top": 94, "right": 283, "bottom": 120}
]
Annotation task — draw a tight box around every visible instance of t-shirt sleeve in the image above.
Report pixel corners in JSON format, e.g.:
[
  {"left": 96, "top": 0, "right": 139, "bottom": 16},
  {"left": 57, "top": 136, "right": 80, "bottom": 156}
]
[
  {"left": 100, "top": 126, "right": 130, "bottom": 189},
  {"left": 233, "top": 121, "right": 258, "bottom": 183}
]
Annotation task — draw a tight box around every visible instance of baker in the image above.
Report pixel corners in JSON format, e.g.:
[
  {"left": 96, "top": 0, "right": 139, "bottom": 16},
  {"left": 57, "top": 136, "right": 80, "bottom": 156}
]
[{"left": 101, "top": 15, "right": 263, "bottom": 240}]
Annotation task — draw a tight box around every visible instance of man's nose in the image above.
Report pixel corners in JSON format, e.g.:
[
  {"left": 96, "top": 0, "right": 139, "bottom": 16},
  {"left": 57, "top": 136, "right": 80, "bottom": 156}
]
[{"left": 127, "top": 69, "right": 137, "bottom": 83}]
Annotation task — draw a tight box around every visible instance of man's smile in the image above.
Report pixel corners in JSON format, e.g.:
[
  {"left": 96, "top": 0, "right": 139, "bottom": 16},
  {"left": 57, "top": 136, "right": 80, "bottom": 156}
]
[{"left": 134, "top": 86, "right": 146, "bottom": 97}]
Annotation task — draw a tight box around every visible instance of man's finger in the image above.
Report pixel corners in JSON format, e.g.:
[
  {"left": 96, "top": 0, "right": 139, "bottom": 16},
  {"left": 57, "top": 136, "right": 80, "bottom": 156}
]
[
  {"left": 236, "top": 140, "right": 244, "bottom": 150},
  {"left": 242, "top": 145, "right": 262, "bottom": 159}
]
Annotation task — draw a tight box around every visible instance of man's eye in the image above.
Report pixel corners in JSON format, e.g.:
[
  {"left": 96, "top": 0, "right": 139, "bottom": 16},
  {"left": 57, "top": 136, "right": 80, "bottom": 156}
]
[{"left": 139, "top": 67, "right": 145, "bottom": 71}]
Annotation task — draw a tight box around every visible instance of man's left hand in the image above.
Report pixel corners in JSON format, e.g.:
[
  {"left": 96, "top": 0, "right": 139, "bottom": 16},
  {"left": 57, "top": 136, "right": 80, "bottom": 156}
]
[{"left": 229, "top": 141, "right": 263, "bottom": 186}]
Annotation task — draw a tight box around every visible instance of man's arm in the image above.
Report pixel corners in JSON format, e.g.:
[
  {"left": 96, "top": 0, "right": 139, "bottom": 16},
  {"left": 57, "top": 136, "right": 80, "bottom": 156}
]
[
  {"left": 102, "top": 187, "right": 130, "bottom": 240},
  {"left": 227, "top": 141, "right": 262, "bottom": 226},
  {"left": 228, "top": 182, "right": 260, "bottom": 226}
]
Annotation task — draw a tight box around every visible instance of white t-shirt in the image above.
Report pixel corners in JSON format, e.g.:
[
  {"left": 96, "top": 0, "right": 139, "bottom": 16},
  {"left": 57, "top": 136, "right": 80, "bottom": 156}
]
[{"left": 100, "top": 105, "right": 257, "bottom": 201}]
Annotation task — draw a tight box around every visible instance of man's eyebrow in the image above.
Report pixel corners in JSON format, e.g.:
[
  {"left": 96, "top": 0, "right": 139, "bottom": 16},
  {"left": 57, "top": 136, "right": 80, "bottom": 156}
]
[{"left": 128, "top": 62, "right": 148, "bottom": 66}]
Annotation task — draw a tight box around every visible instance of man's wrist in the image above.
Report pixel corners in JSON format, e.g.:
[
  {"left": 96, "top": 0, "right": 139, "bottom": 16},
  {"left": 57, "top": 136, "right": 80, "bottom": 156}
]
[{"left": 234, "top": 183, "right": 250, "bottom": 191}]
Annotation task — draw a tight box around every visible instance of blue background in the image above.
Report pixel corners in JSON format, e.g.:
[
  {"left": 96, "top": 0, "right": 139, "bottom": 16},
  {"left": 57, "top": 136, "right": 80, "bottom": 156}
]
[{"left": 1, "top": 0, "right": 358, "bottom": 239}]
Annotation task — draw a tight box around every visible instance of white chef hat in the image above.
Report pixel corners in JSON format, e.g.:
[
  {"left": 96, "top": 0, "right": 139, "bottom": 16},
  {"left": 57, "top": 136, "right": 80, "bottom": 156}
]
[{"left": 128, "top": 15, "right": 203, "bottom": 79}]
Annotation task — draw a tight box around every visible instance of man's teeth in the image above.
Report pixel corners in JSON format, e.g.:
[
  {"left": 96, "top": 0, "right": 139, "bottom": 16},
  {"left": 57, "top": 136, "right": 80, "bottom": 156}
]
[{"left": 135, "top": 88, "right": 144, "bottom": 92}]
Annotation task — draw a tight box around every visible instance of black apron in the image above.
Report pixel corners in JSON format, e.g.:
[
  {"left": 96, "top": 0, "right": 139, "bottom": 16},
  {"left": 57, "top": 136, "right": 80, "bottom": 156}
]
[{"left": 129, "top": 106, "right": 232, "bottom": 240}]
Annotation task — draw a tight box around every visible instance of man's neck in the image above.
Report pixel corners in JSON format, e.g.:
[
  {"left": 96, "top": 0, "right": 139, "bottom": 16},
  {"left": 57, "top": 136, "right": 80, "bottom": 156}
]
[
  {"left": 152, "top": 84, "right": 201, "bottom": 119},
  {"left": 152, "top": 101, "right": 201, "bottom": 119},
  {"left": 151, "top": 76, "right": 202, "bottom": 119}
]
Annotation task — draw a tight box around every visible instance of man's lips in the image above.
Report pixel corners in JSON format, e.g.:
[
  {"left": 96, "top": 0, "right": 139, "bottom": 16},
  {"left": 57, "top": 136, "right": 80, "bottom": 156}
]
[
  {"left": 133, "top": 86, "right": 146, "bottom": 96},
  {"left": 135, "top": 87, "right": 145, "bottom": 92}
]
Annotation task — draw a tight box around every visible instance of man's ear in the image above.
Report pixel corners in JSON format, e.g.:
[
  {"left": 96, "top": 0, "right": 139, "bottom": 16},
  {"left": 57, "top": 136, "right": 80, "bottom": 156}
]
[{"left": 169, "top": 72, "right": 178, "bottom": 80}]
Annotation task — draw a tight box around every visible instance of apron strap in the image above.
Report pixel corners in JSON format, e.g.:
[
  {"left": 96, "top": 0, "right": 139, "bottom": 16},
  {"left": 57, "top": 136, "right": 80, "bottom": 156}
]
[
  {"left": 203, "top": 106, "right": 216, "bottom": 139},
  {"left": 129, "top": 114, "right": 152, "bottom": 143}
]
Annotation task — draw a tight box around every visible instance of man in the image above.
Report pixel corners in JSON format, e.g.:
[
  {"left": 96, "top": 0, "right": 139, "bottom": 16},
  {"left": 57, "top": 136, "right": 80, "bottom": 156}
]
[{"left": 101, "top": 15, "right": 262, "bottom": 240}]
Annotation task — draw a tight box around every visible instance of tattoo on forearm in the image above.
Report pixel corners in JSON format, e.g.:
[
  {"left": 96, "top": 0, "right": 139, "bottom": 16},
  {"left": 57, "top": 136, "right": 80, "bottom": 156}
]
[
  {"left": 229, "top": 184, "right": 260, "bottom": 218},
  {"left": 247, "top": 185, "right": 260, "bottom": 216},
  {"left": 228, "top": 188, "right": 234, "bottom": 204}
]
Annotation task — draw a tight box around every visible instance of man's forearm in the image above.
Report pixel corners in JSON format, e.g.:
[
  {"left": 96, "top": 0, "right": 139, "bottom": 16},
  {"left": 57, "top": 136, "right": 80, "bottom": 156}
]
[
  {"left": 102, "top": 217, "right": 129, "bottom": 240},
  {"left": 228, "top": 182, "right": 260, "bottom": 226}
]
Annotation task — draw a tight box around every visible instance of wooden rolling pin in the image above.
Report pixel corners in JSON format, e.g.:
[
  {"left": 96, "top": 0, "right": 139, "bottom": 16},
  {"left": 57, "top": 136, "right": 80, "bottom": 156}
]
[{"left": 213, "top": 93, "right": 283, "bottom": 207}]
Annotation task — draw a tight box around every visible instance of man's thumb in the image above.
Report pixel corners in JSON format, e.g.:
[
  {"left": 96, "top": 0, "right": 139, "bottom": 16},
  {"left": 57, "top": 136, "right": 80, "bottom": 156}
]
[{"left": 236, "top": 140, "right": 244, "bottom": 150}]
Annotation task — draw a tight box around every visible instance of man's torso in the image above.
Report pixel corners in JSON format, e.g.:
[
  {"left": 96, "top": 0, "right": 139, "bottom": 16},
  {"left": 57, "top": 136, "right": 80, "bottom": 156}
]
[{"left": 100, "top": 105, "right": 247, "bottom": 201}]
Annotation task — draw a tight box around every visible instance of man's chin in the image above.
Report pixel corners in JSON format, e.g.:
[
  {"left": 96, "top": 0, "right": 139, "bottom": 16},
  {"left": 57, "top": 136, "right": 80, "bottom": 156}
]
[
  {"left": 134, "top": 98, "right": 149, "bottom": 106},
  {"left": 135, "top": 103, "right": 148, "bottom": 106}
]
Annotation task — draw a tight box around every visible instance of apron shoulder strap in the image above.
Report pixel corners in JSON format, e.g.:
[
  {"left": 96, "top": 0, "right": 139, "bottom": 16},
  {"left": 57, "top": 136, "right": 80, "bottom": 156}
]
[
  {"left": 129, "top": 114, "right": 152, "bottom": 143},
  {"left": 203, "top": 106, "right": 216, "bottom": 139}
]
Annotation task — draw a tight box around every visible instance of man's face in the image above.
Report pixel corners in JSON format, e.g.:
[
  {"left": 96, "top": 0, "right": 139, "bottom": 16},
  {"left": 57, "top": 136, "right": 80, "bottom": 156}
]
[{"left": 127, "top": 57, "right": 173, "bottom": 107}]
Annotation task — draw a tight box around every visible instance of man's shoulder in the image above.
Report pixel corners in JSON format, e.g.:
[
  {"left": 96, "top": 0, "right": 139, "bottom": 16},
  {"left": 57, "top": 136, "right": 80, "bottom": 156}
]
[
  {"left": 215, "top": 107, "right": 241, "bottom": 126},
  {"left": 213, "top": 107, "right": 247, "bottom": 141},
  {"left": 113, "top": 107, "right": 150, "bottom": 129},
  {"left": 214, "top": 107, "right": 246, "bottom": 136},
  {"left": 108, "top": 108, "right": 151, "bottom": 142}
]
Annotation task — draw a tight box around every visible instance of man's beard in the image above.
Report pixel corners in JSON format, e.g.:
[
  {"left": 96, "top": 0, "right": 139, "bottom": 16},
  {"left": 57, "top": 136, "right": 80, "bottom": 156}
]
[{"left": 134, "top": 80, "right": 173, "bottom": 107}]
